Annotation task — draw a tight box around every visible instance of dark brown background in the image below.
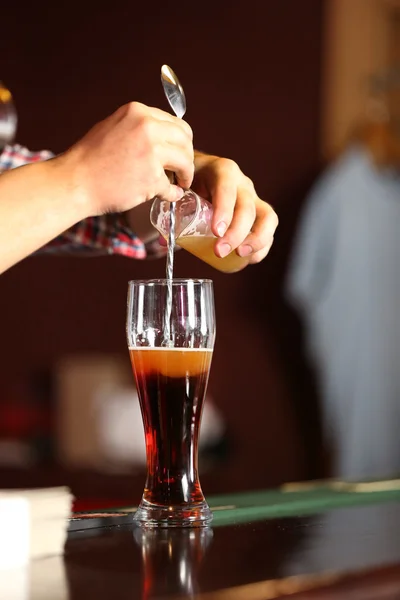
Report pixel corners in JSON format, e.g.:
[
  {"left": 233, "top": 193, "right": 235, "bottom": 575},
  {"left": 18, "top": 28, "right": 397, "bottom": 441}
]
[{"left": 0, "top": 0, "right": 324, "bottom": 492}]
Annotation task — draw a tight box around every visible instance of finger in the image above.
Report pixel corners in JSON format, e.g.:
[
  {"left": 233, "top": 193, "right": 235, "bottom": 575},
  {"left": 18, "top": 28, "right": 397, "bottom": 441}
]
[
  {"left": 119, "top": 102, "right": 192, "bottom": 137},
  {"left": 162, "top": 116, "right": 193, "bottom": 142},
  {"left": 157, "top": 145, "right": 194, "bottom": 190},
  {"left": 155, "top": 173, "right": 185, "bottom": 203},
  {"left": 149, "top": 108, "right": 193, "bottom": 140},
  {"left": 157, "top": 120, "right": 194, "bottom": 148},
  {"left": 236, "top": 201, "right": 278, "bottom": 258},
  {"left": 214, "top": 190, "right": 256, "bottom": 258},
  {"left": 206, "top": 159, "right": 247, "bottom": 239},
  {"left": 149, "top": 110, "right": 193, "bottom": 143},
  {"left": 248, "top": 237, "right": 274, "bottom": 264},
  {"left": 209, "top": 181, "right": 237, "bottom": 238},
  {"left": 117, "top": 103, "right": 193, "bottom": 145}
]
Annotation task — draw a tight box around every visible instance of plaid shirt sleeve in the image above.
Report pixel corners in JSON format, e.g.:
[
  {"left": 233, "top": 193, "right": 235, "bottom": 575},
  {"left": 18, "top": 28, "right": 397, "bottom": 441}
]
[{"left": 0, "top": 144, "right": 167, "bottom": 260}]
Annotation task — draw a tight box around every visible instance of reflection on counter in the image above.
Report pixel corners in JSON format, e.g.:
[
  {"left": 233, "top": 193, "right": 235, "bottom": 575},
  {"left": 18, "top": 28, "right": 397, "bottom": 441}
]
[
  {"left": 65, "top": 501, "right": 400, "bottom": 599},
  {"left": 134, "top": 528, "right": 213, "bottom": 599}
]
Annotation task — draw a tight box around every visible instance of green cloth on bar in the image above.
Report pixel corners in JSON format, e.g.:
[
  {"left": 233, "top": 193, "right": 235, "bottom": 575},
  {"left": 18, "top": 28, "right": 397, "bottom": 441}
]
[
  {"left": 208, "top": 482, "right": 400, "bottom": 526},
  {"left": 74, "top": 480, "right": 400, "bottom": 528}
]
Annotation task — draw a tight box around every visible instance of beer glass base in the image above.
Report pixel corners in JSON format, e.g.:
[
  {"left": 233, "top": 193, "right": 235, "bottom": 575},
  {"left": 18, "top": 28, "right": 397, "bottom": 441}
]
[{"left": 133, "top": 498, "right": 213, "bottom": 528}]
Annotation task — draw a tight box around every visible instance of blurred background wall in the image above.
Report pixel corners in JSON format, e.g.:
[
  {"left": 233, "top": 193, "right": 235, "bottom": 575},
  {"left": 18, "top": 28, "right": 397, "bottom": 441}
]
[
  {"left": 0, "top": 0, "right": 325, "bottom": 500},
  {"left": 322, "top": 0, "right": 400, "bottom": 159}
]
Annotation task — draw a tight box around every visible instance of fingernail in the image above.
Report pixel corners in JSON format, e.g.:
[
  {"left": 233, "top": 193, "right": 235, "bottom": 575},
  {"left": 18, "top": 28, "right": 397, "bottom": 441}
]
[
  {"left": 174, "top": 186, "right": 184, "bottom": 201},
  {"left": 237, "top": 244, "right": 253, "bottom": 257},
  {"left": 218, "top": 243, "right": 231, "bottom": 258},
  {"left": 216, "top": 221, "right": 227, "bottom": 237}
]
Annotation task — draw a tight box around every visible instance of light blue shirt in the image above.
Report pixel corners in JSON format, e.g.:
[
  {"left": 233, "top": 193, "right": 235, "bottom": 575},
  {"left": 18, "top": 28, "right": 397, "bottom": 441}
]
[{"left": 286, "top": 146, "right": 400, "bottom": 480}]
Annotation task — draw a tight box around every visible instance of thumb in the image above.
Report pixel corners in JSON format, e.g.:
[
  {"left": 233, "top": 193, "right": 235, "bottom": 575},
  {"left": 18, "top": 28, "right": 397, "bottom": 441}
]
[{"left": 157, "top": 177, "right": 185, "bottom": 203}]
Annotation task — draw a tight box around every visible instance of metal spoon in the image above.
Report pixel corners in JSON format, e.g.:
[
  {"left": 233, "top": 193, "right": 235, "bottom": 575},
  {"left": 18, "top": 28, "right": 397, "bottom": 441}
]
[
  {"left": 160, "top": 64, "right": 187, "bottom": 187},
  {"left": 160, "top": 64, "right": 187, "bottom": 263},
  {"left": 161, "top": 64, "right": 186, "bottom": 119},
  {"left": 159, "top": 65, "right": 187, "bottom": 346},
  {"left": 0, "top": 81, "right": 17, "bottom": 151}
]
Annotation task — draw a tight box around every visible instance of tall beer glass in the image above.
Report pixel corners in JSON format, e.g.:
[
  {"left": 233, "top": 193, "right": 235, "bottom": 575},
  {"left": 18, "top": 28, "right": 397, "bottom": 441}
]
[{"left": 126, "top": 279, "right": 215, "bottom": 527}]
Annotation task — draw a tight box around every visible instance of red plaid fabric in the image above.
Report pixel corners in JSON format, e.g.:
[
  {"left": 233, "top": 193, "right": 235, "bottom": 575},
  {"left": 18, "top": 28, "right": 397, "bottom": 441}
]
[{"left": 0, "top": 144, "right": 166, "bottom": 259}]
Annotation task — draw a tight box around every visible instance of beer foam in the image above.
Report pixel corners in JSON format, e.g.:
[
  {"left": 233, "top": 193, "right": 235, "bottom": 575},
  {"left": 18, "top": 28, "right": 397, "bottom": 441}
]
[
  {"left": 129, "top": 347, "right": 213, "bottom": 377},
  {"left": 128, "top": 346, "right": 213, "bottom": 351}
]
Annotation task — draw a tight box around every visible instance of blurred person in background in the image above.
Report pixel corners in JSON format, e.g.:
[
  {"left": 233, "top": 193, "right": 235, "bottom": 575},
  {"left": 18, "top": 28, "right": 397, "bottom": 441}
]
[{"left": 285, "top": 70, "right": 400, "bottom": 481}]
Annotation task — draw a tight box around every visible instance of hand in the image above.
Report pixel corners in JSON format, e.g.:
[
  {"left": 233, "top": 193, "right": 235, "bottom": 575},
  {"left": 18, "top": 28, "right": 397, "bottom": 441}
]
[
  {"left": 192, "top": 153, "right": 278, "bottom": 264},
  {"left": 59, "top": 102, "right": 194, "bottom": 216}
]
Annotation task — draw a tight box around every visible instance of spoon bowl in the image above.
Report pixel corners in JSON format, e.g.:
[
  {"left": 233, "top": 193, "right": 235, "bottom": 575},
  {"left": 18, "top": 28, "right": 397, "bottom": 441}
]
[{"left": 161, "top": 65, "right": 186, "bottom": 119}]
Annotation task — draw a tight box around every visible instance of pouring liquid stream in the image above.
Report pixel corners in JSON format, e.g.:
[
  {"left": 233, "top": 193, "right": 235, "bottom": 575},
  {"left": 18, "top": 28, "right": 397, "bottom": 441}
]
[{"left": 163, "top": 201, "right": 176, "bottom": 347}]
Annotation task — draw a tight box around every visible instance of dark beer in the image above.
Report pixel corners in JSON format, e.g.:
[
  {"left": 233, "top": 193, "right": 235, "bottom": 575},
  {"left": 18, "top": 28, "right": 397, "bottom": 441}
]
[{"left": 129, "top": 347, "right": 213, "bottom": 507}]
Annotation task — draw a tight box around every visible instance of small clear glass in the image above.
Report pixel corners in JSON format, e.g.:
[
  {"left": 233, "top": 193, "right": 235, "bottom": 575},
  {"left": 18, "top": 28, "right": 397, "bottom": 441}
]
[
  {"left": 126, "top": 279, "right": 215, "bottom": 527},
  {"left": 150, "top": 191, "right": 250, "bottom": 273}
]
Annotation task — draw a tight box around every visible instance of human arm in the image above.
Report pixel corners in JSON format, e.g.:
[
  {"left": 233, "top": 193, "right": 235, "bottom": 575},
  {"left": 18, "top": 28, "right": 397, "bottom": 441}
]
[
  {"left": 0, "top": 145, "right": 161, "bottom": 260},
  {"left": 0, "top": 102, "right": 193, "bottom": 274},
  {"left": 0, "top": 157, "right": 90, "bottom": 273}
]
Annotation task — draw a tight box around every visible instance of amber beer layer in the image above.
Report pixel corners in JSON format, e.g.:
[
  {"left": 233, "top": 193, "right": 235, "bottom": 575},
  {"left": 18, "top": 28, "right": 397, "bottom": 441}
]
[
  {"left": 176, "top": 235, "right": 249, "bottom": 273},
  {"left": 130, "top": 347, "right": 213, "bottom": 507}
]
